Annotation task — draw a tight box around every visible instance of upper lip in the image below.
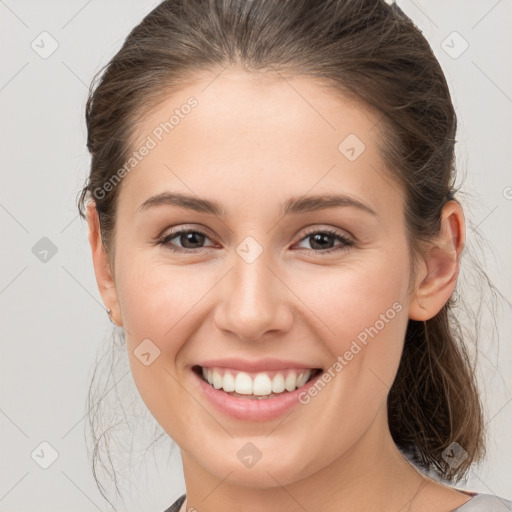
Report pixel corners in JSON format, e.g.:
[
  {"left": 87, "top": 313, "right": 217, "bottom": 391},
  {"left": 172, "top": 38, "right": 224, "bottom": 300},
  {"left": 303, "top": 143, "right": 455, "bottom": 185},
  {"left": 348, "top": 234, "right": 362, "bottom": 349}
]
[{"left": 195, "top": 358, "right": 323, "bottom": 373}]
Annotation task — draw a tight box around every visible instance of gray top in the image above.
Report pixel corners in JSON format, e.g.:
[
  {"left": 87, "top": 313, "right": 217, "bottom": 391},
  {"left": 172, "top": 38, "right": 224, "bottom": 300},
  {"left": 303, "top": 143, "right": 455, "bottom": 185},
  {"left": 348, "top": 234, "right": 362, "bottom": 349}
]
[
  {"left": 163, "top": 492, "right": 512, "bottom": 512},
  {"left": 453, "top": 493, "right": 512, "bottom": 511}
]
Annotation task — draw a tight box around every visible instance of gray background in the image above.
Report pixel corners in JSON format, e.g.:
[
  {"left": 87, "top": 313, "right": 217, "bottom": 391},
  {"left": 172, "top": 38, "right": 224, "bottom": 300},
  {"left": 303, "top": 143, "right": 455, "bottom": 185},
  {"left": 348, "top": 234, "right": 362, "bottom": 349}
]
[{"left": 1, "top": 1, "right": 511, "bottom": 511}]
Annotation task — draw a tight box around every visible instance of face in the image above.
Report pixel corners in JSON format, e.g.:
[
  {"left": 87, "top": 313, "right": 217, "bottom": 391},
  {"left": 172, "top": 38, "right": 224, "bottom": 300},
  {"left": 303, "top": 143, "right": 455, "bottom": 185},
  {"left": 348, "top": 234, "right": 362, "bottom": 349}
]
[{"left": 97, "top": 69, "right": 418, "bottom": 487}]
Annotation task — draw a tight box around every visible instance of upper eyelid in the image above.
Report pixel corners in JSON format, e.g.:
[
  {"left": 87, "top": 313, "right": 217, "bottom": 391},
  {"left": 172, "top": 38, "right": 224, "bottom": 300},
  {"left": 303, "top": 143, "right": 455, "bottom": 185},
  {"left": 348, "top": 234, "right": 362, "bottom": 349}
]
[
  {"left": 300, "top": 226, "right": 352, "bottom": 239},
  {"left": 160, "top": 225, "right": 216, "bottom": 242},
  {"left": 160, "top": 226, "right": 352, "bottom": 248}
]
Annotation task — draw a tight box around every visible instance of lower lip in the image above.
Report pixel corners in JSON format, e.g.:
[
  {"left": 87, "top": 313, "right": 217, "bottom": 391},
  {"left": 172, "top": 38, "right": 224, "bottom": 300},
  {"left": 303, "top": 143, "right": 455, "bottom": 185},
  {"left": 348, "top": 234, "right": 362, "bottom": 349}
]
[{"left": 192, "top": 368, "right": 323, "bottom": 422}]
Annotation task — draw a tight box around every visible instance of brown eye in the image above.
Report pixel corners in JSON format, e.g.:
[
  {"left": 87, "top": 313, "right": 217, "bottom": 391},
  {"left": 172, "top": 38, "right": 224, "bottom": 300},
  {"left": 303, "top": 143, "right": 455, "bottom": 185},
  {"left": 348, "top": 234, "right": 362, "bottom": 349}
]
[
  {"left": 158, "top": 229, "right": 215, "bottom": 252},
  {"left": 295, "top": 229, "right": 353, "bottom": 255}
]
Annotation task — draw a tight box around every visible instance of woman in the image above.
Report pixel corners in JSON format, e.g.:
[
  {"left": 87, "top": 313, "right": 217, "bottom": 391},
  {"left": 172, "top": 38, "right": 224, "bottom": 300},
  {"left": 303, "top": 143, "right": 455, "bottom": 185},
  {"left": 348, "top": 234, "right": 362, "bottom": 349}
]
[{"left": 78, "top": 1, "right": 511, "bottom": 510}]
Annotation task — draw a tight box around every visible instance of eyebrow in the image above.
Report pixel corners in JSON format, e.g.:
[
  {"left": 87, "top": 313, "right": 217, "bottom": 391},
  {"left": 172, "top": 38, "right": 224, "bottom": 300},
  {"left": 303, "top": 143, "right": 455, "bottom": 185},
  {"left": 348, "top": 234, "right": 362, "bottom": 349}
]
[
  {"left": 138, "top": 192, "right": 377, "bottom": 217},
  {"left": 282, "top": 193, "right": 377, "bottom": 217},
  {"left": 139, "top": 191, "right": 224, "bottom": 216}
]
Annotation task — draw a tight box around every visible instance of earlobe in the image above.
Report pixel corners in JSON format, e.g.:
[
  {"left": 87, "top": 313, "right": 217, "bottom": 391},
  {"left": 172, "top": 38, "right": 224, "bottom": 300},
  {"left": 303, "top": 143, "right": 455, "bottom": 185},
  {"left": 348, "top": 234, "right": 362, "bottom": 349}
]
[
  {"left": 87, "top": 202, "right": 122, "bottom": 326},
  {"left": 408, "top": 201, "right": 465, "bottom": 321}
]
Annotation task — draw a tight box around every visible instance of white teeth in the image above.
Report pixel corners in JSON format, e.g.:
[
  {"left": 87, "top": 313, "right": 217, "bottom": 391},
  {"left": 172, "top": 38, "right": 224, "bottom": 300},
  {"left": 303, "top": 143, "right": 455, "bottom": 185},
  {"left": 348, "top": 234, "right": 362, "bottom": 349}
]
[
  {"left": 234, "top": 372, "right": 253, "bottom": 394},
  {"left": 222, "top": 372, "right": 235, "bottom": 392},
  {"left": 201, "top": 367, "right": 315, "bottom": 396},
  {"left": 212, "top": 370, "right": 223, "bottom": 389},
  {"left": 285, "top": 370, "right": 297, "bottom": 392},
  {"left": 253, "top": 373, "right": 272, "bottom": 396},
  {"left": 296, "top": 372, "right": 309, "bottom": 388},
  {"left": 271, "top": 373, "right": 285, "bottom": 393}
]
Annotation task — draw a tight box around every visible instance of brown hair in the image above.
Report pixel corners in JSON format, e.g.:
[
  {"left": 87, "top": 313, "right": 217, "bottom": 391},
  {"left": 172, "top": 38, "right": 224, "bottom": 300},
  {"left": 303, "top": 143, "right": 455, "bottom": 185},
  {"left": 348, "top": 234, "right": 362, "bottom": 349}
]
[{"left": 77, "top": 0, "right": 491, "bottom": 503}]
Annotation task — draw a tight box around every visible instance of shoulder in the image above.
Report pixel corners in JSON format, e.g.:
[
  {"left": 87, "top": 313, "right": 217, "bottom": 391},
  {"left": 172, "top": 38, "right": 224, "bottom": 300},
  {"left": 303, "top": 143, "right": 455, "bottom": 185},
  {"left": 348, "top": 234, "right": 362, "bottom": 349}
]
[
  {"left": 161, "top": 492, "right": 512, "bottom": 512},
  {"left": 455, "top": 493, "right": 512, "bottom": 511},
  {"left": 162, "top": 493, "right": 186, "bottom": 512}
]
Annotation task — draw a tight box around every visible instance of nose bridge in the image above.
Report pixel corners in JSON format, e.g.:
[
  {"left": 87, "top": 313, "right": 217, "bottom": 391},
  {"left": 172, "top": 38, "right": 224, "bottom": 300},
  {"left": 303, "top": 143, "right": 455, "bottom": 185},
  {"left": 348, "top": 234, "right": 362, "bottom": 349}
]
[{"left": 214, "top": 237, "right": 291, "bottom": 340}]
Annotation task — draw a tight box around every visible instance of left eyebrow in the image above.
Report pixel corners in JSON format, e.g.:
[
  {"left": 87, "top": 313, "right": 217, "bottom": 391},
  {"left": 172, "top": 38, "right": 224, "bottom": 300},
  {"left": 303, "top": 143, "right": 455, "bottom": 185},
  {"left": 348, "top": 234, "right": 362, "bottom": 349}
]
[{"left": 282, "top": 193, "right": 377, "bottom": 217}]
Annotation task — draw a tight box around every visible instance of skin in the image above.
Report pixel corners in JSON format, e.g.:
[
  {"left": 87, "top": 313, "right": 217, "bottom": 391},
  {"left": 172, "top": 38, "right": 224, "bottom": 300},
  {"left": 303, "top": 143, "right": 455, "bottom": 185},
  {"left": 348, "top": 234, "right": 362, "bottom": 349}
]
[{"left": 88, "top": 68, "right": 471, "bottom": 512}]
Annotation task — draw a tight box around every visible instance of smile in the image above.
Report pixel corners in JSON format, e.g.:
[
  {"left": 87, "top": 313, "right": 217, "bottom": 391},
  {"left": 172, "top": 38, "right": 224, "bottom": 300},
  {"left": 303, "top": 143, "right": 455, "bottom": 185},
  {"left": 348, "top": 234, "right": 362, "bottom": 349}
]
[
  {"left": 191, "top": 361, "right": 325, "bottom": 421},
  {"left": 195, "top": 366, "right": 322, "bottom": 399}
]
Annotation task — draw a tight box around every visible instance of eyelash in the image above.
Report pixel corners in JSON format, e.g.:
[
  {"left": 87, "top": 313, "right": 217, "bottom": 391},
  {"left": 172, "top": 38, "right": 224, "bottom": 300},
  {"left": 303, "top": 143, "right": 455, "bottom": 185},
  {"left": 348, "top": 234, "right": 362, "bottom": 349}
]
[{"left": 156, "top": 227, "right": 354, "bottom": 255}]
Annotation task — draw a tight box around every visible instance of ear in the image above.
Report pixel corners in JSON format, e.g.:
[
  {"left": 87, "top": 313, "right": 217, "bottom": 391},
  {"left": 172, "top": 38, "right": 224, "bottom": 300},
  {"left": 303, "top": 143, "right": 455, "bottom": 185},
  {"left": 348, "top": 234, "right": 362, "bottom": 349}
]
[
  {"left": 408, "top": 200, "right": 465, "bottom": 321},
  {"left": 87, "top": 202, "right": 122, "bottom": 326}
]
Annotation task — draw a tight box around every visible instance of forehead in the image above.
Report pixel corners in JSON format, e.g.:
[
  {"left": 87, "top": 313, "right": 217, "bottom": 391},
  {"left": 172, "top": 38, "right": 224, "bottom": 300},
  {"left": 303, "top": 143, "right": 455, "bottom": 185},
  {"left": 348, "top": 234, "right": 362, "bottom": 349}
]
[
  {"left": 135, "top": 68, "right": 379, "bottom": 145},
  {"left": 120, "top": 68, "right": 402, "bottom": 219}
]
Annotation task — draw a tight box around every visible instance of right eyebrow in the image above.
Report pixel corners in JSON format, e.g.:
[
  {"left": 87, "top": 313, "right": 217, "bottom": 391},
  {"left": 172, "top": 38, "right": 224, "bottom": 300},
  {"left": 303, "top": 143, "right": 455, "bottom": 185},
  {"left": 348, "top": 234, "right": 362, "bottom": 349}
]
[{"left": 138, "top": 192, "right": 225, "bottom": 217}]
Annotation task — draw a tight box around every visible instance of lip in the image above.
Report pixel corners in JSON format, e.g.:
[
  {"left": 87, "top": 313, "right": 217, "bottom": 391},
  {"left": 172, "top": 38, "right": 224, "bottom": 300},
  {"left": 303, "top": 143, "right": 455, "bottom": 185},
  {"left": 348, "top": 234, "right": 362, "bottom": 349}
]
[
  {"left": 192, "top": 365, "right": 324, "bottom": 422},
  {"left": 196, "top": 357, "right": 322, "bottom": 373}
]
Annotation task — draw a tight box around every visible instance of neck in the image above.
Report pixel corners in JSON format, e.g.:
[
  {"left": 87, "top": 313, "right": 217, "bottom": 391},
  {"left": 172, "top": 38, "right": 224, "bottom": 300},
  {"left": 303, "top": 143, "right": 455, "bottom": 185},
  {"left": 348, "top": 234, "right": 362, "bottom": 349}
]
[{"left": 179, "top": 405, "right": 438, "bottom": 512}]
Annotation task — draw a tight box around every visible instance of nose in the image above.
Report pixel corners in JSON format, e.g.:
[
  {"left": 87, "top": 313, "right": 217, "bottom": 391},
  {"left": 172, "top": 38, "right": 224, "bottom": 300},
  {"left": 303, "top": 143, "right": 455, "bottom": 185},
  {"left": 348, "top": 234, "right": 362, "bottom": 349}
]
[{"left": 213, "top": 247, "right": 294, "bottom": 342}]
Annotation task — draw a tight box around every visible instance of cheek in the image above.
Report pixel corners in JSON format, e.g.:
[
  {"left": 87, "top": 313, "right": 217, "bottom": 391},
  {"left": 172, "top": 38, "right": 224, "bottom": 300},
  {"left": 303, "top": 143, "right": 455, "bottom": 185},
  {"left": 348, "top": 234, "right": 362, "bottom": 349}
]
[
  {"left": 291, "top": 252, "right": 411, "bottom": 385},
  {"left": 283, "top": 258, "right": 410, "bottom": 460},
  {"left": 299, "top": 256, "right": 408, "bottom": 331},
  {"left": 116, "top": 254, "right": 210, "bottom": 345},
  {"left": 115, "top": 256, "right": 203, "bottom": 434}
]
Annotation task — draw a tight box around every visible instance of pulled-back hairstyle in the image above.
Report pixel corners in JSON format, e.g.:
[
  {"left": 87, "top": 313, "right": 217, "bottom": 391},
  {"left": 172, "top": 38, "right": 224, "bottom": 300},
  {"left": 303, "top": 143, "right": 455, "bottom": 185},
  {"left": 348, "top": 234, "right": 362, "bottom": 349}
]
[{"left": 77, "top": 0, "right": 496, "bottom": 505}]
